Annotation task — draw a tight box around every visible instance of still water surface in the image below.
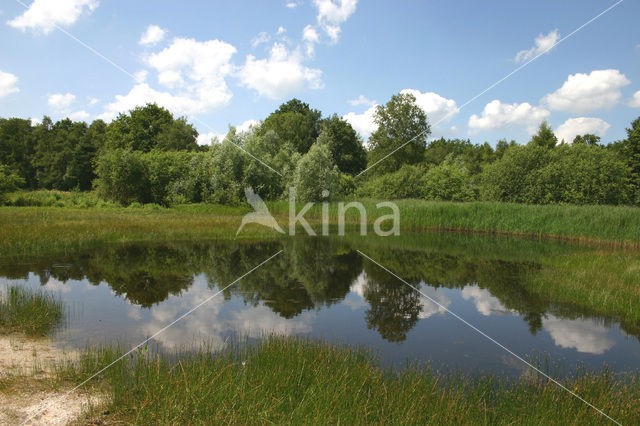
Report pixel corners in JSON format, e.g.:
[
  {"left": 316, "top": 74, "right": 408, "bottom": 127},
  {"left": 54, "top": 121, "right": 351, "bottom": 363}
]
[{"left": 1, "top": 234, "right": 639, "bottom": 377}]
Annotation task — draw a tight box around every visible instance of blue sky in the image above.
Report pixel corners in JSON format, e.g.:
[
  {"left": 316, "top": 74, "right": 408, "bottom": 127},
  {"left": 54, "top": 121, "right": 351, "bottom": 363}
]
[{"left": 1, "top": 0, "right": 639, "bottom": 146}]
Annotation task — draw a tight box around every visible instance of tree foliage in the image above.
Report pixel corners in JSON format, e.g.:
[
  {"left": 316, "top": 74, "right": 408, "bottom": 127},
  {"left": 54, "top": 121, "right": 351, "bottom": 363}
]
[{"left": 367, "top": 92, "right": 430, "bottom": 175}]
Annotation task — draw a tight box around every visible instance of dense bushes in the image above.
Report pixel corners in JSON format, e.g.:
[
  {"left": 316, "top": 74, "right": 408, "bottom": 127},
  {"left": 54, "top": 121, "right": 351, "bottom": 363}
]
[{"left": 481, "top": 144, "right": 631, "bottom": 205}]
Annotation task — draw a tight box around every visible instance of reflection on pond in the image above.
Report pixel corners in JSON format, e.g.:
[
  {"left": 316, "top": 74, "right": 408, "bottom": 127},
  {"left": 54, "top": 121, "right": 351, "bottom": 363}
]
[{"left": 0, "top": 235, "right": 639, "bottom": 376}]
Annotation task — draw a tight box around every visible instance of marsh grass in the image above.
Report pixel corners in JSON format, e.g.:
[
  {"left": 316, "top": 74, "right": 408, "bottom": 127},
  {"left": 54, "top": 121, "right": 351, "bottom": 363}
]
[
  {"left": 0, "top": 285, "right": 64, "bottom": 336},
  {"left": 56, "top": 336, "right": 640, "bottom": 424}
]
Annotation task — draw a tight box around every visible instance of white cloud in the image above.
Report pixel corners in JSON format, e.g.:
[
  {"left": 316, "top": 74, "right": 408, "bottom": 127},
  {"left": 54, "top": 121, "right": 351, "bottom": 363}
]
[
  {"left": 461, "top": 286, "right": 514, "bottom": 316},
  {"left": 302, "top": 25, "right": 320, "bottom": 57},
  {"left": 239, "top": 42, "right": 323, "bottom": 99},
  {"left": 417, "top": 284, "right": 451, "bottom": 319},
  {"left": 285, "top": 1, "right": 298, "bottom": 8},
  {"left": 343, "top": 104, "right": 377, "bottom": 139},
  {"left": 30, "top": 117, "right": 41, "bottom": 126},
  {"left": 514, "top": 29, "right": 560, "bottom": 62},
  {"left": 277, "top": 26, "right": 286, "bottom": 36},
  {"left": 48, "top": 92, "right": 76, "bottom": 110},
  {"left": 542, "top": 69, "right": 630, "bottom": 114},
  {"left": 400, "top": 88, "right": 459, "bottom": 126},
  {"left": 67, "top": 110, "right": 90, "bottom": 121},
  {"left": 139, "top": 24, "right": 166, "bottom": 46},
  {"left": 313, "top": 0, "right": 358, "bottom": 43},
  {"left": 98, "top": 83, "right": 221, "bottom": 121},
  {"left": 0, "top": 70, "right": 19, "bottom": 98},
  {"left": 8, "top": 0, "right": 98, "bottom": 34},
  {"left": 347, "top": 94, "right": 375, "bottom": 107},
  {"left": 133, "top": 69, "right": 148, "bottom": 83},
  {"left": 236, "top": 119, "right": 259, "bottom": 133},
  {"left": 468, "top": 100, "right": 550, "bottom": 133},
  {"left": 88, "top": 97, "right": 99, "bottom": 105},
  {"left": 543, "top": 316, "right": 615, "bottom": 355},
  {"left": 196, "top": 131, "right": 224, "bottom": 146},
  {"left": 629, "top": 90, "right": 640, "bottom": 108},
  {"left": 101, "top": 36, "right": 239, "bottom": 120},
  {"left": 251, "top": 31, "right": 270, "bottom": 48},
  {"left": 554, "top": 117, "right": 610, "bottom": 144}
]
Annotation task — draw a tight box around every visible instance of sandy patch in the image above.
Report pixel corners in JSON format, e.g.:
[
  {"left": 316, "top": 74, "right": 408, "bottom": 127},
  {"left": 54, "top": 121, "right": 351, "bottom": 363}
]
[{"left": 0, "top": 335, "right": 106, "bottom": 425}]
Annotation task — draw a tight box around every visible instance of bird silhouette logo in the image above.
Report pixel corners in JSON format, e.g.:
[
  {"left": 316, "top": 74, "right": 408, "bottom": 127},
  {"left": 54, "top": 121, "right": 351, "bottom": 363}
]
[{"left": 236, "top": 187, "right": 285, "bottom": 236}]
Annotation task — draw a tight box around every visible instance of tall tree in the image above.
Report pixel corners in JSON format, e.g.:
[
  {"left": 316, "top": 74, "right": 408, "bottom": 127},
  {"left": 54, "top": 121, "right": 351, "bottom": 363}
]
[
  {"left": 528, "top": 121, "right": 558, "bottom": 149},
  {"left": 0, "top": 118, "right": 36, "bottom": 188},
  {"left": 366, "top": 92, "right": 430, "bottom": 175},
  {"left": 105, "top": 104, "right": 198, "bottom": 152},
  {"left": 259, "top": 98, "right": 322, "bottom": 154},
  {"left": 317, "top": 114, "right": 366, "bottom": 175}
]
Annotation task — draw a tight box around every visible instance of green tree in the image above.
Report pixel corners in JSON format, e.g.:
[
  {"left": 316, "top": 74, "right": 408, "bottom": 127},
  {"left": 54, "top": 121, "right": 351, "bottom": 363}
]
[
  {"left": 0, "top": 163, "right": 25, "bottom": 204},
  {"left": 317, "top": 115, "right": 366, "bottom": 175},
  {"left": 422, "top": 157, "right": 476, "bottom": 201},
  {"left": 292, "top": 143, "right": 341, "bottom": 201},
  {"left": 367, "top": 92, "right": 430, "bottom": 175},
  {"left": 259, "top": 99, "right": 322, "bottom": 154},
  {"left": 94, "top": 149, "right": 150, "bottom": 205},
  {"left": 32, "top": 118, "right": 86, "bottom": 190},
  {"left": 572, "top": 134, "right": 600, "bottom": 146},
  {"left": 105, "top": 104, "right": 198, "bottom": 152},
  {"left": 0, "top": 118, "right": 36, "bottom": 188},
  {"left": 528, "top": 121, "right": 558, "bottom": 149}
]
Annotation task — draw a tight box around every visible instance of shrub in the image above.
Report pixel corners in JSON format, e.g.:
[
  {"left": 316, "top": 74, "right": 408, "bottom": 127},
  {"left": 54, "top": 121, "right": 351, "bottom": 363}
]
[
  {"left": 293, "top": 143, "right": 341, "bottom": 201},
  {"left": 422, "top": 158, "right": 476, "bottom": 201}
]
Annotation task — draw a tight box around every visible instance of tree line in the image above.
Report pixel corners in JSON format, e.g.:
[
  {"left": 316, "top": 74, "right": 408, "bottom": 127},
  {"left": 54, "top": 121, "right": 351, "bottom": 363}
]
[{"left": 1, "top": 94, "right": 639, "bottom": 206}]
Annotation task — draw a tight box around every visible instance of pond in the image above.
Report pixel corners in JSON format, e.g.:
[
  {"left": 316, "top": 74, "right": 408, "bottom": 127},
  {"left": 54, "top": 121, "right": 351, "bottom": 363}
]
[{"left": 1, "top": 233, "right": 639, "bottom": 378}]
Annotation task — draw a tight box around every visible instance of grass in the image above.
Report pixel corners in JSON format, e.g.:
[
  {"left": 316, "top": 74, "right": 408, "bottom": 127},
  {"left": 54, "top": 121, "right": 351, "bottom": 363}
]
[
  {"left": 0, "top": 285, "right": 64, "bottom": 336},
  {"left": 55, "top": 336, "right": 639, "bottom": 425},
  {"left": 1, "top": 194, "right": 640, "bottom": 260}
]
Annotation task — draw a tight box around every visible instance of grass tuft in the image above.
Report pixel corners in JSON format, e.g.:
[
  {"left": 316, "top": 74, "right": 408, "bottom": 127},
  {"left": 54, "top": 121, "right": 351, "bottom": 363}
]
[{"left": 0, "top": 285, "right": 64, "bottom": 336}]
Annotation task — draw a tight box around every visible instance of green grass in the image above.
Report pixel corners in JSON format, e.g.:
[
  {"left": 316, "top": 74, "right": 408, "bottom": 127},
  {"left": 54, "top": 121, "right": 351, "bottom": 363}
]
[
  {"left": 55, "top": 336, "right": 639, "bottom": 425},
  {"left": 0, "top": 285, "right": 64, "bottom": 336},
  {"left": 1, "top": 196, "right": 640, "bottom": 260}
]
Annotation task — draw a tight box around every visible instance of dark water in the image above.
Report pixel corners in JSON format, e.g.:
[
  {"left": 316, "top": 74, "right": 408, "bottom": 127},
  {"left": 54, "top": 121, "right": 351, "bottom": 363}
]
[{"left": 1, "top": 234, "right": 639, "bottom": 378}]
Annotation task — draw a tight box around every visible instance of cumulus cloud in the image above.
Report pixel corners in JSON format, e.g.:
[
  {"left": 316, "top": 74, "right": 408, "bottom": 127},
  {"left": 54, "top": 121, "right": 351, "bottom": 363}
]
[
  {"left": 348, "top": 94, "right": 375, "bottom": 107},
  {"left": 554, "top": 117, "right": 610, "bottom": 144},
  {"left": 285, "top": 1, "right": 299, "bottom": 8},
  {"left": 542, "top": 69, "right": 630, "bottom": 114},
  {"left": 196, "top": 119, "right": 258, "bottom": 146},
  {"left": 97, "top": 37, "right": 238, "bottom": 121},
  {"left": 514, "top": 29, "right": 560, "bottom": 62},
  {"left": 0, "top": 70, "right": 19, "bottom": 98},
  {"left": 313, "top": 0, "right": 358, "bottom": 43},
  {"left": 238, "top": 42, "right": 323, "bottom": 99},
  {"left": 98, "top": 83, "right": 209, "bottom": 121},
  {"left": 67, "top": 110, "right": 90, "bottom": 121},
  {"left": 461, "top": 286, "right": 513, "bottom": 316},
  {"left": 8, "top": 0, "right": 98, "bottom": 34},
  {"left": 400, "top": 88, "right": 459, "bottom": 125},
  {"left": 543, "top": 316, "right": 615, "bottom": 355},
  {"left": 48, "top": 92, "right": 76, "bottom": 110},
  {"left": 629, "top": 90, "right": 640, "bottom": 108},
  {"left": 343, "top": 104, "right": 378, "bottom": 139},
  {"left": 139, "top": 24, "right": 167, "bottom": 46},
  {"left": 468, "top": 99, "right": 550, "bottom": 133}
]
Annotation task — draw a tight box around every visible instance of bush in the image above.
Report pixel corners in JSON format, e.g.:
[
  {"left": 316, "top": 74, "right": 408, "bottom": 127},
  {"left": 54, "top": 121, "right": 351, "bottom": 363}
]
[
  {"left": 481, "top": 144, "right": 632, "bottom": 205},
  {"left": 422, "top": 158, "right": 476, "bottom": 201},
  {"left": 356, "top": 165, "right": 426, "bottom": 199},
  {"left": 293, "top": 143, "right": 341, "bottom": 201},
  {"left": 0, "top": 164, "right": 25, "bottom": 204}
]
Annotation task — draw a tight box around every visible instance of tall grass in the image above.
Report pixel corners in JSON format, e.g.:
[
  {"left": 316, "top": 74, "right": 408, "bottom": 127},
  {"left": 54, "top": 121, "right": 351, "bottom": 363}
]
[
  {"left": 58, "top": 336, "right": 640, "bottom": 424},
  {"left": 0, "top": 285, "right": 64, "bottom": 336}
]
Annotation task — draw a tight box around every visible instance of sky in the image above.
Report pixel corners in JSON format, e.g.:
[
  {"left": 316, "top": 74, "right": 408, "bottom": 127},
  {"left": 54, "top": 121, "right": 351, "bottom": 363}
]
[{"left": 0, "top": 0, "right": 639, "bottom": 146}]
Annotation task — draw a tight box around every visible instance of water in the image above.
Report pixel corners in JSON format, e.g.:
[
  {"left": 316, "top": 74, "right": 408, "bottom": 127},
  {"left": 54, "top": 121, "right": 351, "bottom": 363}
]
[{"left": 1, "top": 234, "right": 639, "bottom": 378}]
